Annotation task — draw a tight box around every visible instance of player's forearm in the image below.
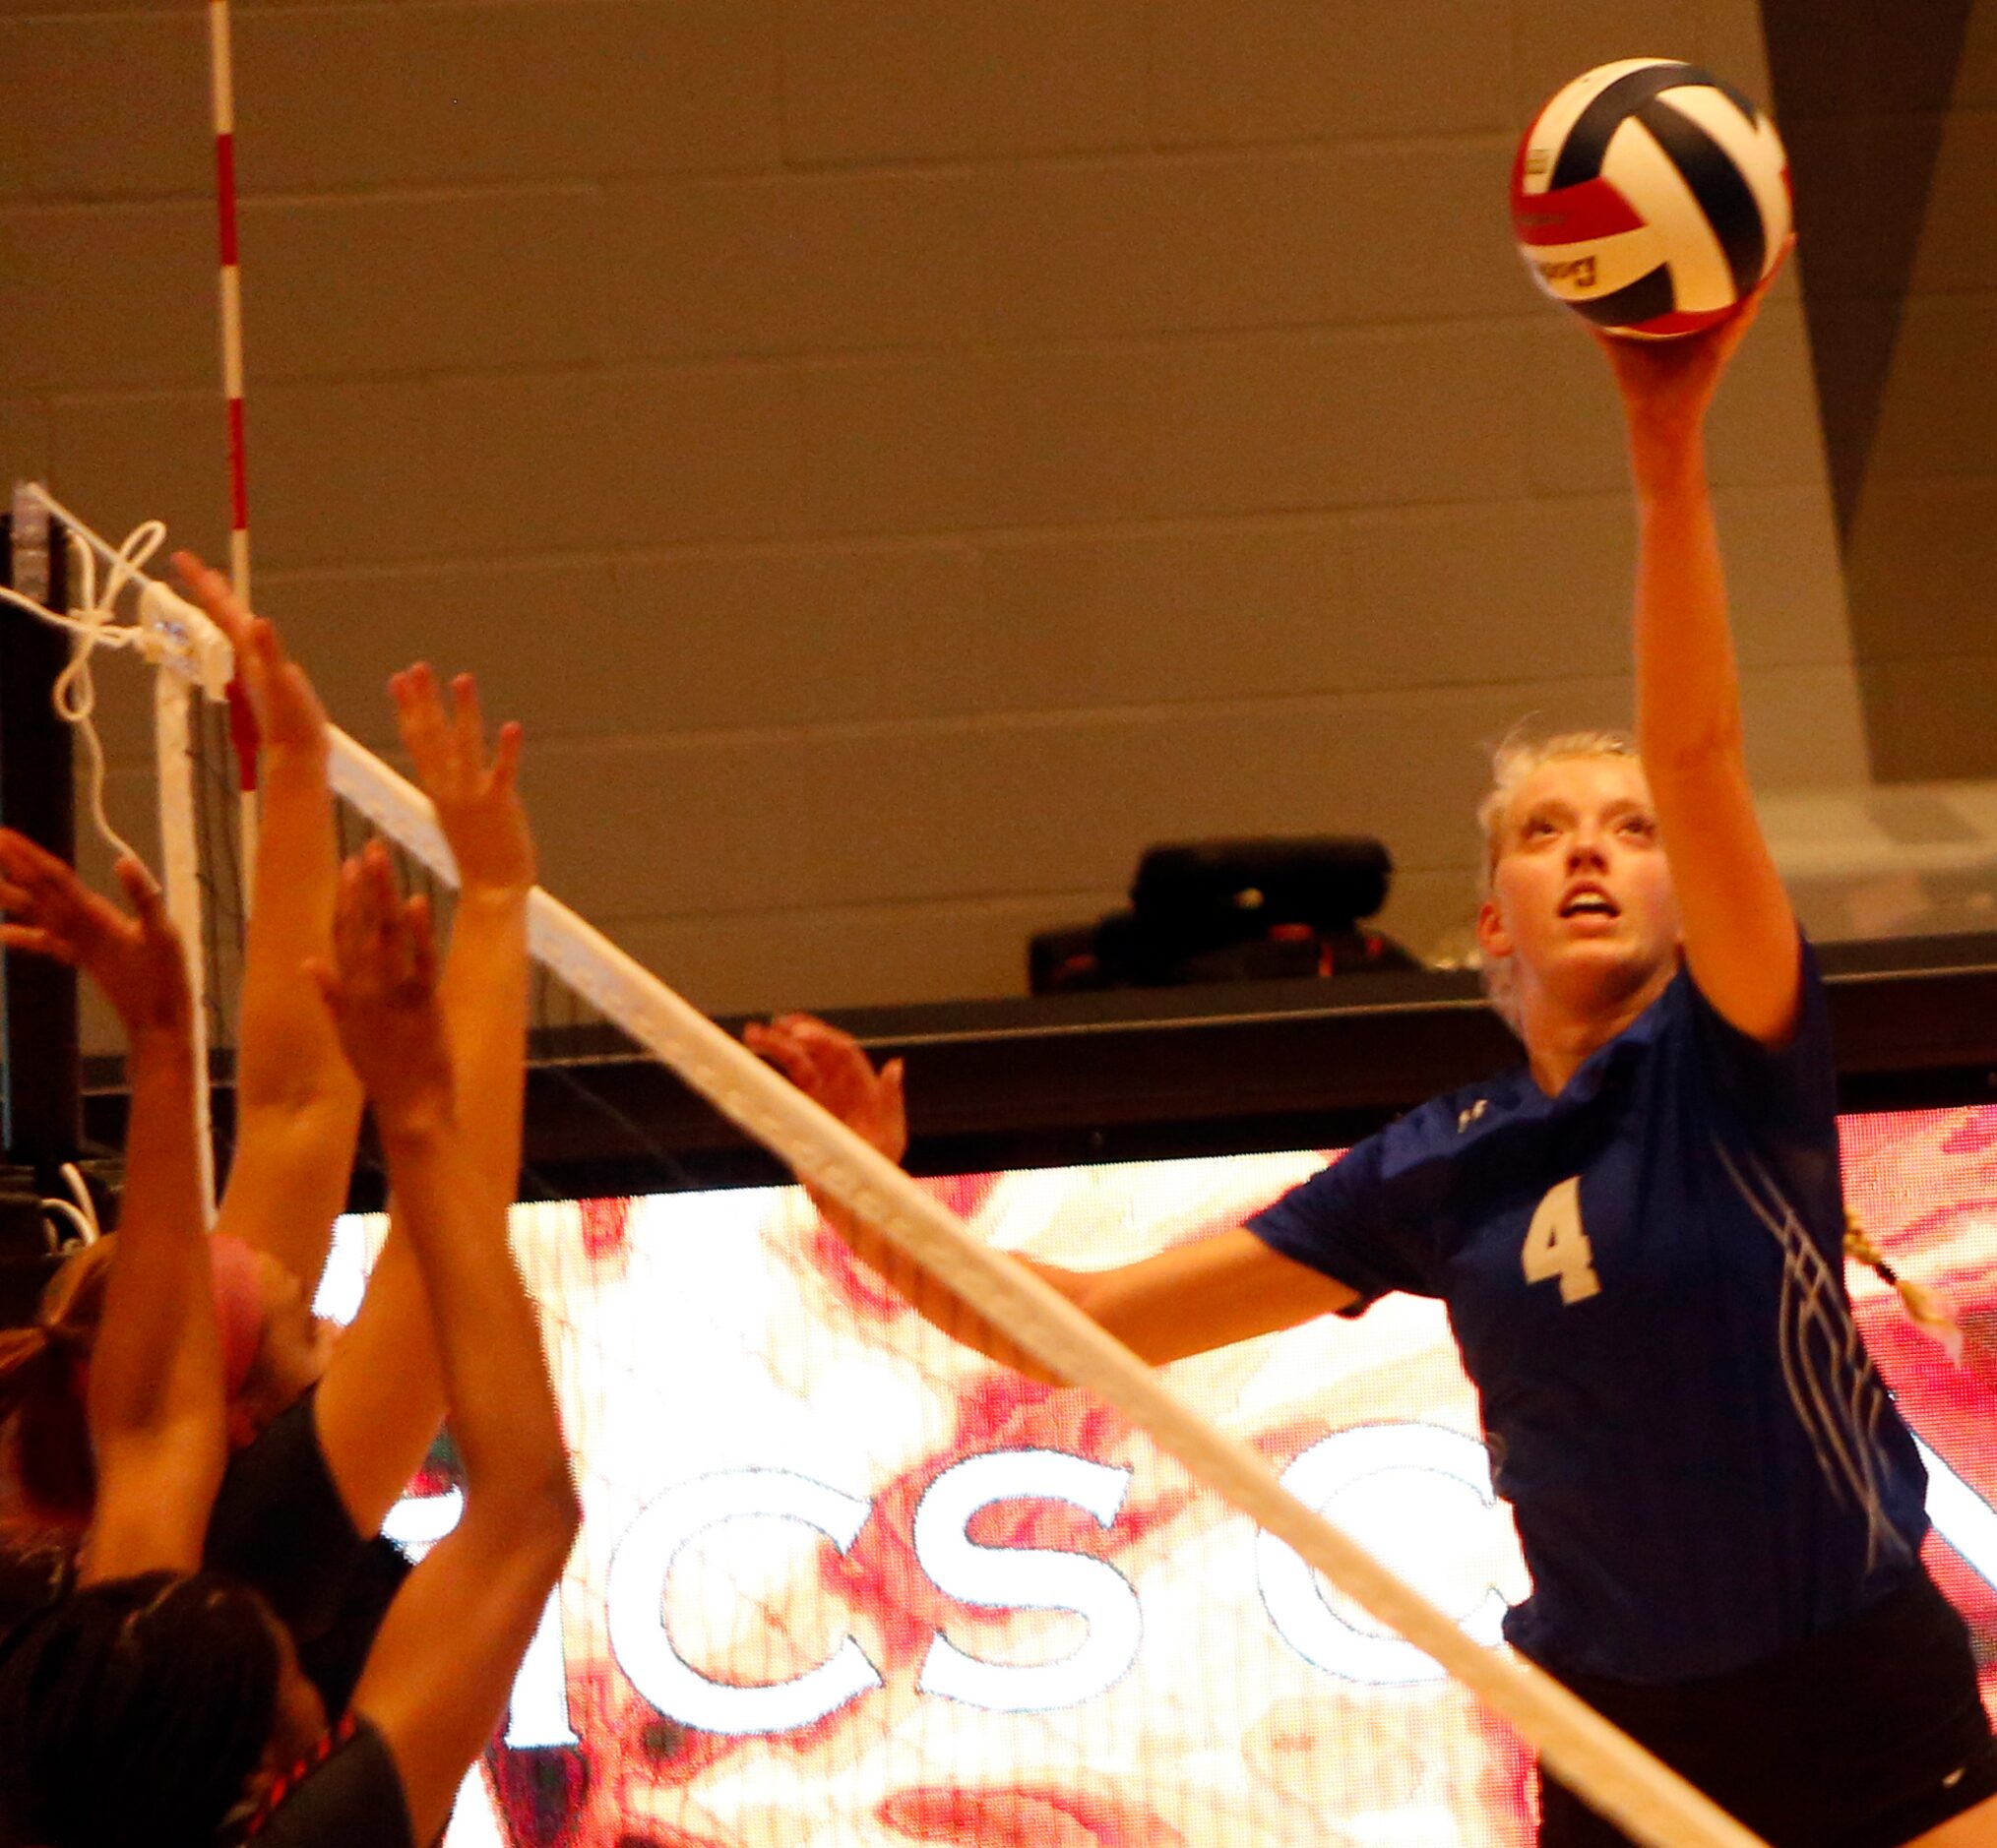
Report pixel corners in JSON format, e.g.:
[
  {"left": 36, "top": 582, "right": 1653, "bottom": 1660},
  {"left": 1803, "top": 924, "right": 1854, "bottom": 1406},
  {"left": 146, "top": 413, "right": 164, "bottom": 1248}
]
[
  {"left": 819, "top": 1199, "right": 1071, "bottom": 1386},
  {"left": 92, "top": 1030, "right": 224, "bottom": 1446},
  {"left": 235, "top": 750, "right": 361, "bottom": 1115},
  {"left": 1628, "top": 421, "right": 1747, "bottom": 782},
  {"left": 374, "top": 1117, "right": 567, "bottom": 1507},
  {"left": 311, "top": 1218, "right": 448, "bottom": 1539},
  {"left": 218, "top": 753, "right": 364, "bottom": 1283},
  {"left": 436, "top": 888, "right": 529, "bottom": 1218}
]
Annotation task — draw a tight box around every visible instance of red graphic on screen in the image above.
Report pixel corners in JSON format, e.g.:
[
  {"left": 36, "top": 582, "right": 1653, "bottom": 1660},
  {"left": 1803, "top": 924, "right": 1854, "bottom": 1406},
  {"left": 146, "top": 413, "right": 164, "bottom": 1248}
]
[
  {"left": 578, "top": 1197, "right": 634, "bottom": 1264},
  {"left": 880, "top": 1783, "right": 1186, "bottom": 1845}
]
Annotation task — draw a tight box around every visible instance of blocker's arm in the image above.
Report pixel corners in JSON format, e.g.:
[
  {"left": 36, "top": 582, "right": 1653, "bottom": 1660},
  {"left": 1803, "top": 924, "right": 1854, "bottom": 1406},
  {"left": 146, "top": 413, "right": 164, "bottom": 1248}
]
[
  {"left": 0, "top": 836, "right": 225, "bottom": 1581},
  {"left": 746, "top": 1015, "right": 1357, "bottom": 1383},
  {"left": 313, "top": 667, "right": 531, "bottom": 1540},
  {"left": 176, "top": 554, "right": 364, "bottom": 1291},
  {"left": 314, "top": 844, "right": 577, "bottom": 1848}
]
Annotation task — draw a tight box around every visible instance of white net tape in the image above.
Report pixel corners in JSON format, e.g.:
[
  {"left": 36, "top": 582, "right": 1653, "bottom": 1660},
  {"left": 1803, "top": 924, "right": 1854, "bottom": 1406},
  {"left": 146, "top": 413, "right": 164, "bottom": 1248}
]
[{"left": 13, "top": 484, "right": 1766, "bottom": 1847}]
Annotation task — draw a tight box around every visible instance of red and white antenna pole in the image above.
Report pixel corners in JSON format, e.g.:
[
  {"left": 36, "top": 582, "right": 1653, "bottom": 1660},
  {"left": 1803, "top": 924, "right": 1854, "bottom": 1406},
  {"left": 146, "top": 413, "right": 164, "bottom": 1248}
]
[{"left": 207, "top": 0, "right": 260, "bottom": 869}]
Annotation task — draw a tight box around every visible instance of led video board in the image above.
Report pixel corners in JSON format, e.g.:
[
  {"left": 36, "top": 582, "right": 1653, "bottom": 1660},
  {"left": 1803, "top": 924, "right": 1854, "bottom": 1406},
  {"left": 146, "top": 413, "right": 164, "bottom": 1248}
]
[{"left": 315, "top": 1104, "right": 1997, "bottom": 1846}]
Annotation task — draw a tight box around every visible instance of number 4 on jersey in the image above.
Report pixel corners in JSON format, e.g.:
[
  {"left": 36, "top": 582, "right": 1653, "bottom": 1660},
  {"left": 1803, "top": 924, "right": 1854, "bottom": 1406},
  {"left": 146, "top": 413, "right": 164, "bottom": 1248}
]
[{"left": 1522, "top": 1176, "right": 1601, "bottom": 1305}]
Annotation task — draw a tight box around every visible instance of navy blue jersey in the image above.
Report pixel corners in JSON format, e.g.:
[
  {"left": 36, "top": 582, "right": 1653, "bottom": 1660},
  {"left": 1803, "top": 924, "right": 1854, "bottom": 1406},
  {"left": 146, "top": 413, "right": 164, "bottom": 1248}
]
[{"left": 1247, "top": 944, "right": 1930, "bottom": 1684}]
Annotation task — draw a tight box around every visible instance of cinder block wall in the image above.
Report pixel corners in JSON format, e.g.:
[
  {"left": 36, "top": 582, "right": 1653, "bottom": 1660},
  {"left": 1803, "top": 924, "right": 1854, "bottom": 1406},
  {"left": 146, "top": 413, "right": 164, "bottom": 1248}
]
[{"left": 3, "top": 0, "right": 1862, "bottom": 1022}]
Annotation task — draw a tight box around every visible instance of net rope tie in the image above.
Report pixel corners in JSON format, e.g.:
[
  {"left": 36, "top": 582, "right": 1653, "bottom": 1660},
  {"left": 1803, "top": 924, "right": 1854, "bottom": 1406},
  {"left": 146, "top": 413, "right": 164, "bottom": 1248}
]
[{"left": 0, "top": 487, "right": 234, "bottom": 867}]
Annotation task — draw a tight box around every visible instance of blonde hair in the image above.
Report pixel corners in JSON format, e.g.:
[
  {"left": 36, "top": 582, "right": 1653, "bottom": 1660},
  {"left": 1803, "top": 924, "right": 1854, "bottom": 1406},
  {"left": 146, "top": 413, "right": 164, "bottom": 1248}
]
[{"left": 1474, "top": 728, "right": 1640, "bottom": 1032}]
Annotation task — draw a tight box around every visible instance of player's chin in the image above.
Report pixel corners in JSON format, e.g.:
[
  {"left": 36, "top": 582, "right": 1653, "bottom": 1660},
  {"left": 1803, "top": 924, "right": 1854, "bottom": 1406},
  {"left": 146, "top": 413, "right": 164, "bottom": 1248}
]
[{"left": 1545, "top": 933, "right": 1668, "bottom": 994}]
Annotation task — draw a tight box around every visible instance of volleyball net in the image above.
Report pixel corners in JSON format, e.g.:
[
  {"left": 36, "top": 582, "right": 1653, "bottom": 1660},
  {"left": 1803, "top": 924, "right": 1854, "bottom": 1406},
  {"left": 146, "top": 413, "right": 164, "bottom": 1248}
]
[{"left": 3, "top": 482, "right": 1779, "bottom": 1847}]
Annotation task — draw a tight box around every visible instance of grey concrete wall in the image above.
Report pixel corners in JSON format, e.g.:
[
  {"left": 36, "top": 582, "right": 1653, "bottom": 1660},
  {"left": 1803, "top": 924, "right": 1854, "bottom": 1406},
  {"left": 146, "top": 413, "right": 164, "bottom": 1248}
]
[
  {"left": 3, "top": 0, "right": 1864, "bottom": 1023},
  {"left": 1764, "top": 0, "right": 1997, "bottom": 782}
]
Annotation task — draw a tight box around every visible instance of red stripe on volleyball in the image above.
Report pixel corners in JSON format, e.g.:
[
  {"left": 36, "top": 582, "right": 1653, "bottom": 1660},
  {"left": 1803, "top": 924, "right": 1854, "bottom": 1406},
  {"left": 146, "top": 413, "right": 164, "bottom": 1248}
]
[
  {"left": 227, "top": 397, "right": 249, "bottom": 529},
  {"left": 1511, "top": 176, "right": 1645, "bottom": 247},
  {"left": 215, "top": 134, "right": 238, "bottom": 265}
]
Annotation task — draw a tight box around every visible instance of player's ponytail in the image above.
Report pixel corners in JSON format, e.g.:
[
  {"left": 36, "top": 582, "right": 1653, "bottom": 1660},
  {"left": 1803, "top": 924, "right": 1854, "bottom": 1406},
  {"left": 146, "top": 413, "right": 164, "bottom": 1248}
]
[
  {"left": 1843, "top": 1207, "right": 1966, "bottom": 1362},
  {"left": 0, "top": 1240, "right": 114, "bottom": 1532}
]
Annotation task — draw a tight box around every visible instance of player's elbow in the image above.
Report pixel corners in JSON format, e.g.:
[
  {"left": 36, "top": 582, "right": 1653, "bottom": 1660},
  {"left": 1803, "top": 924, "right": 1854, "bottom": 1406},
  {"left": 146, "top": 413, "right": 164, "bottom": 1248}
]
[
  {"left": 531, "top": 1463, "right": 584, "bottom": 1550},
  {"left": 491, "top": 1464, "right": 582, "bottom": 1583}
]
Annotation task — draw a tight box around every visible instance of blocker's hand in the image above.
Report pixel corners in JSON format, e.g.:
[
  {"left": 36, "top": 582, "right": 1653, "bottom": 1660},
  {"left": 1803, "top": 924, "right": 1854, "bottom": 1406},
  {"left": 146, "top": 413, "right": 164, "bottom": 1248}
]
[
  {"left": 1591, "top": 233, "right": 1793, "bottom": 434},
  {"left": 746, "top": 1015, "right": 907, "bottom": 1166},
  {"left": 308, "top": 839, "right": 453, "bottom": 1130},
  {"left": 0, "top": 832, "right": 191, "bottom": 1043},
  {"left": 172, "top": 551, "right": 329, "bottom": 760},
  {"left": 392, "top": 664, "right": 532, "bottom": 895}
]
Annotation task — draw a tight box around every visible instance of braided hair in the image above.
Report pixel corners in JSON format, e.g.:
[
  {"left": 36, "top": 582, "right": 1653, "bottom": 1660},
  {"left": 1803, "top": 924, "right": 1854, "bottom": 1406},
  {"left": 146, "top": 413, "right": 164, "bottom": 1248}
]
[
  {"left": 1843, "top": 1206, "right": 1966, "bottom": 1362},
  {"left": 0, "top": 1571, "right": 280, "bottom": 1848}
]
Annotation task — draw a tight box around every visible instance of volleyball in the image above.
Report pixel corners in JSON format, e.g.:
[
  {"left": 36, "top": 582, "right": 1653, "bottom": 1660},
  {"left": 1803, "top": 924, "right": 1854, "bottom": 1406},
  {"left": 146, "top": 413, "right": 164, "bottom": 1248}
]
[{"left": 1511, "top": 58, "right": 1790, "bottom": 339}]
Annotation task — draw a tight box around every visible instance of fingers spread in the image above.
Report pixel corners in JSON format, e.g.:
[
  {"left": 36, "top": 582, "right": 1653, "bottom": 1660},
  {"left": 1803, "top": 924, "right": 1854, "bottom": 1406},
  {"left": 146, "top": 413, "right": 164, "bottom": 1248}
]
[
  {"left": 0, "top": 925, "right": 76, "bottom": 965},
  {"left": 451, "top": 673, "right": 487, "bottom": 761},
  {"left": 0, "top": 829, "right": 70, "bottom": 888},
  {"left": 171, "top": 550, "right": 250, "bottom": 645},
  {"left": 745, "top": 1021, "right": 817, "bottom": 1088},
  {"left": 111, "top": 855, "right": 163, "bottom": 917},
  {"left": 490, "top": 720, "right": 524, "bottom": 789},
  {"left": 403, "top": 892, "right": 438, "bottom": 991},
  {"left": 301, "top": 953, "right": 341, "bottom": 1011}
]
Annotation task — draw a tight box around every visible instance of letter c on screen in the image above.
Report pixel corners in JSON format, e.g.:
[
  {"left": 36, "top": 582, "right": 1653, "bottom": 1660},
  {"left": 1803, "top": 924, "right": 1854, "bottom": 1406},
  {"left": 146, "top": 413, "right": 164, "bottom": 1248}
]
[
  {"left": 1258, "top": 1423, "right": 1508, "bottom": 1685},
  {"left": 606, "top": 1469, "right": 883, "bottom": 1736}
]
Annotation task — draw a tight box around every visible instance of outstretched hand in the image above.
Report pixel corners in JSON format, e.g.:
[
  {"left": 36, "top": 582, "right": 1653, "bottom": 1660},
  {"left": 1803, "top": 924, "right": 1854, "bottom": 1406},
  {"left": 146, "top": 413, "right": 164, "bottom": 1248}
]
[
  {"left": 1591, "top": 235, "right": 1793, "bottom": 434},
  {"left": 0, "top": 832, "right": 190, "bottom": 1042},
  {"left": 307, "top": 840, "right": 453, "bottom": 1131},
  {"left": 392, "top": 665, "right": 532, "bottom": 894},
  {"left": 172, "top": 551, "right": 329, "bottom": 758},
  {"left": 746, "top": 1015, "right": 907, "bottom": 1165}
]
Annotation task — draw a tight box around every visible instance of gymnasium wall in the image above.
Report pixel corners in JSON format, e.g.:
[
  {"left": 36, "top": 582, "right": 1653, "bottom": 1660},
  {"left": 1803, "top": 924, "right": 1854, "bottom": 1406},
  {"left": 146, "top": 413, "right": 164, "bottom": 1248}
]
[
  {"left": 3, "top": 0, "right": 1865, "bottom": 1024},
  {"left": 1761, "top": 0, "right": 1997, "bottom": 782}
]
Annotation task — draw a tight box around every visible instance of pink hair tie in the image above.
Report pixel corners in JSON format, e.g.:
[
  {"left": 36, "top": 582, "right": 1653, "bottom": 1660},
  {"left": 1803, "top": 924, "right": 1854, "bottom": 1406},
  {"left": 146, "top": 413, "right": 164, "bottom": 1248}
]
[
  {"left": 208, "top": 1234, "right": 269, "bottom": 1401},
  {"left": 72, "top": 1232, "right": 268, "bottom": 1407}
]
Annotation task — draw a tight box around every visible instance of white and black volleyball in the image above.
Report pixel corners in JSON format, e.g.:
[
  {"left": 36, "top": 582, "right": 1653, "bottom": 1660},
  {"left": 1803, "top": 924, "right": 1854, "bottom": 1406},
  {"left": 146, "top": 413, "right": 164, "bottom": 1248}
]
[{"left": 1511, "top": 58, "right": 1790, "bottom": 338}]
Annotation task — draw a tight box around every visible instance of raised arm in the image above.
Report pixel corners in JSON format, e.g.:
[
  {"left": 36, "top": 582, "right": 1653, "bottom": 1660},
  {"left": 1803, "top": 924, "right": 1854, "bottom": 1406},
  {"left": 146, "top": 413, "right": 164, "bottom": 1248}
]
[
  {"left": 1599, "top": 265, "right": 1803, "bottom": 1047},
  {"left": 745, "top": 1015, "right": 1353, "bottom": 1383},
  {"left": 311, "top": 842, "right": 577, "bottom": 1847},
  {"left": 310, "top": 668, "right": 531, "bottom": 1539},
  {"left": 175, "top": 554, "right": 364, "bottom": 1291},
  {"left": 0, "top": 834, "right": 222, "bottom": 1580}
]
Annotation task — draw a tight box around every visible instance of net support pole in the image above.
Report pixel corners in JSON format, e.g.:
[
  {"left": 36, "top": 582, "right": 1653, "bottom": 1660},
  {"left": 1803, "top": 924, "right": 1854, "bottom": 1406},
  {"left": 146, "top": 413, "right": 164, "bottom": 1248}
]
[
  {"left": 208, "top": 0, "right": 260, "bottom": 895},
  {"left": 156, "top": 670, "right": 217, "bottom": 1220},
  {"left": 323, "top": 726, "right": 1766, "bottom": 1848},
  {"left": 0, "top": 489, "right": 81, "bottom": 1170}
]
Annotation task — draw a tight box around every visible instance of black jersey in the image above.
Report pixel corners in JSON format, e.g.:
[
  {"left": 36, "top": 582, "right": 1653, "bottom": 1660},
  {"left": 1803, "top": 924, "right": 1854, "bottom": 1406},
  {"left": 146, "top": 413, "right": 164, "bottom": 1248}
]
[
  {"left": 242, "top": 1712, "right": 414, "bottom": 1848},
  {"left": 0, "top": 1386, "right": 410, "bottom": 1715},
  {"left": 204, "top": 1385, "right": 412, "bottom": 1716}
]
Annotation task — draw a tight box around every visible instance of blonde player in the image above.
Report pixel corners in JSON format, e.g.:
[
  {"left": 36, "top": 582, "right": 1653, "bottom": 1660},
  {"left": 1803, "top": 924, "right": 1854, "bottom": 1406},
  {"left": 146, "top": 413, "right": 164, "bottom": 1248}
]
[{"left": 753, "top": 277, "right": 1997, "bottom": 1845}]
